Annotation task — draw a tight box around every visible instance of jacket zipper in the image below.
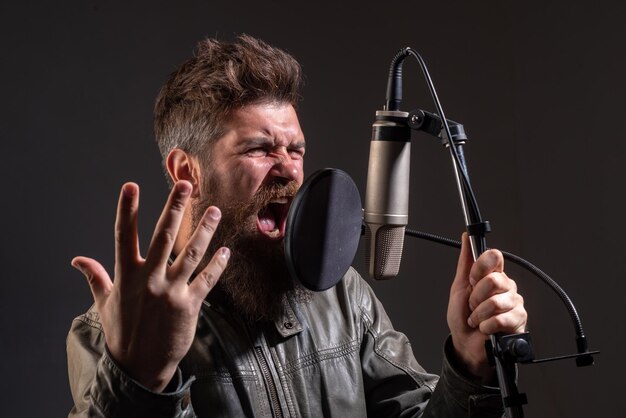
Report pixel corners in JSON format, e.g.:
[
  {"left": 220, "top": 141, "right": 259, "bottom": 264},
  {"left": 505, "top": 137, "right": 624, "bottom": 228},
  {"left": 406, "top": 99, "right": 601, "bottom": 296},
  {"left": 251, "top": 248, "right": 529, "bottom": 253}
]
[{"left": 255, "top": 346, "right": 284, "bottom": 418}]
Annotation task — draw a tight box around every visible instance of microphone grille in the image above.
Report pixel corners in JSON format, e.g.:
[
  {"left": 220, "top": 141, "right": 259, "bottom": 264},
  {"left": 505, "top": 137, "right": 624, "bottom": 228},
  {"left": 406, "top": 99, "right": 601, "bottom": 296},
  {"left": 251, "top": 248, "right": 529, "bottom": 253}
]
[{"left": 366, "top": 225, "right": 405, "bottom": 280}]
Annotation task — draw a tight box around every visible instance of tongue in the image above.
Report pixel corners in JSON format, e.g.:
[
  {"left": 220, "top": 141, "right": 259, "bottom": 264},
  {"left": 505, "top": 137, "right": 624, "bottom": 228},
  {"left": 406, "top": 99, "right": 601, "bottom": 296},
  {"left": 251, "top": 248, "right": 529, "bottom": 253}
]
[
  {"left": 258, "top": 207, "right": 277, "bottom": 232},
  {"left": 259, "top": 216, "right": 277, "bottom": 232}
]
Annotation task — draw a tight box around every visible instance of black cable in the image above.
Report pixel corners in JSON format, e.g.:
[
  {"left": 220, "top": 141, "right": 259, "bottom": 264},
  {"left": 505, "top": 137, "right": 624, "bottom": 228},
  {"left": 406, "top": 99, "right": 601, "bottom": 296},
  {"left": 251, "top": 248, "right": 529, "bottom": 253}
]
[
  {"left": 384, "top": 49, "right": 484, "bottom": 224},
  {"left": 404, "top": 49, "right": 480, "bottom": 211},
  {"left": 385, "top": 48, "right": 410, "bottom": 111},
  {"left": 405, "top": 228, "right": 585, "bottom": 338}
]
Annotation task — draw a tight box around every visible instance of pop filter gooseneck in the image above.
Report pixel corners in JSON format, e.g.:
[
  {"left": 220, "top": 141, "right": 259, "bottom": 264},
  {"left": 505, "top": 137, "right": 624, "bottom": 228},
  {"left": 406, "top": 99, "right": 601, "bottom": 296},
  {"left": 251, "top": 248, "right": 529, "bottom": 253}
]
[{"left": 284, "top": 168, "right": 363, "bottom": 291}]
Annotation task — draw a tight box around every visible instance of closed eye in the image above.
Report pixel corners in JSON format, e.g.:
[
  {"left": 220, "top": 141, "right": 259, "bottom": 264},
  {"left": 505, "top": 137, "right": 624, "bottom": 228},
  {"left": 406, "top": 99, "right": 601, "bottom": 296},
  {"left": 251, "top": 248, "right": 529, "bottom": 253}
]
[
  {"left": 288, "top": 147, "right": 305, "bottom": 159},
  {"left": 246, "top": 147, "right": 269, "bottom": 157}
]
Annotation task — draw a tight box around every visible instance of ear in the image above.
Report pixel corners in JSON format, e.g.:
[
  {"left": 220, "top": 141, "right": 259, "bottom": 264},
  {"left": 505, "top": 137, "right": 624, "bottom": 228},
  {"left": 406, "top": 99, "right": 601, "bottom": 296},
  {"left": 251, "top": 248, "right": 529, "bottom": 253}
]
[{"left": 166, "top": 149, "right": 202, "bottom": 197}]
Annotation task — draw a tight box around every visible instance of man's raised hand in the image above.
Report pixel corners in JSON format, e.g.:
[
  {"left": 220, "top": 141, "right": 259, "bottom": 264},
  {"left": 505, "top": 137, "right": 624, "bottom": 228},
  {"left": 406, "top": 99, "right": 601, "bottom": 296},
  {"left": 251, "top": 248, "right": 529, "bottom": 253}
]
[{"left": 71, "top": 181, "right": 229, "bottom": 392}]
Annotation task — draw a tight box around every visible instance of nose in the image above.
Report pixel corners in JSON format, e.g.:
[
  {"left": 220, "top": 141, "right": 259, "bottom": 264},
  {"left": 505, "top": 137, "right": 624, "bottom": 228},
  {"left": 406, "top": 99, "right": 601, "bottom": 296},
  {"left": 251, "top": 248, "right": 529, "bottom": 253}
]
[{"left": 269, "top": 148, "right": 300, "bottom": 184}]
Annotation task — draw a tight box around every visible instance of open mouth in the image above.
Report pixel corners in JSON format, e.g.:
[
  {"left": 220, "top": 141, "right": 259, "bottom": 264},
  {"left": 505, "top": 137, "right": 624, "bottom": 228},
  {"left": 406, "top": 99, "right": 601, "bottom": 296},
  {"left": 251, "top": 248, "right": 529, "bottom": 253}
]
[{"left": 256, "top": 197, "right": 291, "bottom": 240}]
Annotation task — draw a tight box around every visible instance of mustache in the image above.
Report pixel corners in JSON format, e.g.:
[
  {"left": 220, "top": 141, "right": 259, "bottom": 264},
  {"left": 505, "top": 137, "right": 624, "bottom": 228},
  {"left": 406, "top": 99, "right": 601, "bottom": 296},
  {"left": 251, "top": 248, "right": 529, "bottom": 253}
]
[{"left": 248, "top": 180, "right": 300, "bottom": 213}]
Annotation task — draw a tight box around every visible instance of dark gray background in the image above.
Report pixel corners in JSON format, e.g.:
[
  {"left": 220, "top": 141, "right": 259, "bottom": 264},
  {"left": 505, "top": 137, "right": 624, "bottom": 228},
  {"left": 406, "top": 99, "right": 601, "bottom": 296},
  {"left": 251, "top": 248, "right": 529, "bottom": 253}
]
[{"left": 1, "top": 1, "right": 622, "bottom": 416}]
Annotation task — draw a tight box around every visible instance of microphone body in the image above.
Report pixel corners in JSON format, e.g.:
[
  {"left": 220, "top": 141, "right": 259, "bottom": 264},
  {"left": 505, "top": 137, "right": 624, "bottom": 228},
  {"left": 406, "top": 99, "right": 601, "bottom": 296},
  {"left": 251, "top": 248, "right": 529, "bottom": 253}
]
[{"left": 364, "top": 110, "right": 411, "bottom": 280}]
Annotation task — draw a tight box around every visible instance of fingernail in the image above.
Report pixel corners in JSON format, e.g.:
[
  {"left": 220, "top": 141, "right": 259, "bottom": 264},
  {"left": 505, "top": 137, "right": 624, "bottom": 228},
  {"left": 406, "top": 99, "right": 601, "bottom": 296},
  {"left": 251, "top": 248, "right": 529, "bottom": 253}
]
[
  {"left": 177, "top": 181, "right": 191, "bottom": 195},
  {"left": 123, "top": 183, "right": 136, "bottom": 197},
  {"left": 467, "top": 317, "right": 475, "bottom": 328},
  {"left": 208, "top": 207, "right": 221, "bottom": 220},
  {"left": 469, "top": 276, "right": 477, "bottom": 287},
  {"left": 469, "top": 303, "right": 475, "bottom": 312},
  {"left": 220, "top": 247, "right": 230, "bottom": 260},
  {"left": 488, "top": 251, "right": 500, "bottom": 265}
]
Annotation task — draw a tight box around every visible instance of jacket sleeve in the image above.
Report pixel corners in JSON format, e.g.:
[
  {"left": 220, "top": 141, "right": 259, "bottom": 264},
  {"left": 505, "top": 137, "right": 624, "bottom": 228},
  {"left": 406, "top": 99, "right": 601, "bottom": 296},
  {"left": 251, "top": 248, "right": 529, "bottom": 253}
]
[
  {"left": 66, "top": 307, "right": 196, "bottom": 418},
  {"left": 353, "top": 272, "right": 503, "bottom": 417},
  {"left": 425, "top": 338, "right": 504, "bottom": 417}
]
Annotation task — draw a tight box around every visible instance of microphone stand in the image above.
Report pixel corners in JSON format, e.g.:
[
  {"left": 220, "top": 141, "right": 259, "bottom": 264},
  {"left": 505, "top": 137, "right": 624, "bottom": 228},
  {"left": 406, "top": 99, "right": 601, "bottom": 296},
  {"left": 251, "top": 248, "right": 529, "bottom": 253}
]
[
  {"left": 380, "top": 47, "right": 597, "bottom": 417},
  {"left": 406, "top": 108, "right": 527, "bottom": 418},
  {"left": 402, "top": 106, "right": 599, "bottom": 418},
  {"left": 445, "top": 136, "right": 527, "bottom": 418},
  {"left": 384, "top": 46, "right": 531, "bottom": 416}
]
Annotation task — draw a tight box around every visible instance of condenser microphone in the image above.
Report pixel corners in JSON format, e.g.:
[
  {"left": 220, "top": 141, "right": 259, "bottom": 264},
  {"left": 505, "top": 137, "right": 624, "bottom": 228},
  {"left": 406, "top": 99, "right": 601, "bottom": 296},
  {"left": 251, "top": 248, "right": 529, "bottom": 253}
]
[
  {"left": 364, "top": 48, "right": 412, "bottom": 280},
  {"left": 364, "top": 110, "right": 411, "bottom": 280}
]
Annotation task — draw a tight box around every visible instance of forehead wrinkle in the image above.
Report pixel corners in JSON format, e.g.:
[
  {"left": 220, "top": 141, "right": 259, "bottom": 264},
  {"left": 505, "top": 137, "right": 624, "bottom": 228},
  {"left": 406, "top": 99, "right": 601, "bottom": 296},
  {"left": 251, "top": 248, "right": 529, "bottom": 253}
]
[
  {"left": 264, "top": 120, "right": 303, "bottom": 144},
  {"left": 226, "top": 103, "right": 304, "bottom": 149},
  {"left": 240, "top": 134, "right": 305, "bottom": 150}
]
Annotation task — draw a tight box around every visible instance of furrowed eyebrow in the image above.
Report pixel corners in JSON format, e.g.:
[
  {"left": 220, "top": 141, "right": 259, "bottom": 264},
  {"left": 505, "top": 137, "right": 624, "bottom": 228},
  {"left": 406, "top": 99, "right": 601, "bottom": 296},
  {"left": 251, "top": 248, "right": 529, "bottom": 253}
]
[
  {"left": 290, "top": 141, "right": 306, "bottom": 150},
  {"left": 240, "top": 137, "right": 273, "bottom": 148}
]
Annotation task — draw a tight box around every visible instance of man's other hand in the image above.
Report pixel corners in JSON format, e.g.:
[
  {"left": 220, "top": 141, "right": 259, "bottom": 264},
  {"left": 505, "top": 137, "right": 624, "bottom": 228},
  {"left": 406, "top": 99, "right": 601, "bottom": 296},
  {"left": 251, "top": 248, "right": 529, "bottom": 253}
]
[{"left": 447, "top": 233, "right": 527, "bottom": 383}]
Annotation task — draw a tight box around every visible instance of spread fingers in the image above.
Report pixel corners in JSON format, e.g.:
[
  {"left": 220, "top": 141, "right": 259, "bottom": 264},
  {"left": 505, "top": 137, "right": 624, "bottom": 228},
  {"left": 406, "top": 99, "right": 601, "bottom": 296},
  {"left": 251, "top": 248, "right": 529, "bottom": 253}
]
[
  {"left": 189, "top": 247, "right": 230, "bottom": 302},
  {"left": 114, "top": 183, "right": 141, "bottom": 273},
  {"left": 145, "top": 181, "right": 192, "bottom": 271},
  {"left": 170, "top": 206, "right": 222, "bottom": 280}
]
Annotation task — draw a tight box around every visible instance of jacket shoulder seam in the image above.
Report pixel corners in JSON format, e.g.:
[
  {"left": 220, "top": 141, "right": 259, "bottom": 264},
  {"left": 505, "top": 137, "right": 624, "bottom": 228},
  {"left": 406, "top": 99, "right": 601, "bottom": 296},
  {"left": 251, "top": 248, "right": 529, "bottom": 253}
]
[{"left": 359, "top": 306, "right": 429, "bottom": 388}]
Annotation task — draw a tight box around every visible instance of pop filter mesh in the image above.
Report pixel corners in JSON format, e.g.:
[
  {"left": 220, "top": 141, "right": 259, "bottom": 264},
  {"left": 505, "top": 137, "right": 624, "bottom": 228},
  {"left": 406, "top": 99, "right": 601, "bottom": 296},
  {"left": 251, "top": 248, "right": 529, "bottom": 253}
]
[{"left": 285, "top": 169, "right": 363, "bottom": 291}]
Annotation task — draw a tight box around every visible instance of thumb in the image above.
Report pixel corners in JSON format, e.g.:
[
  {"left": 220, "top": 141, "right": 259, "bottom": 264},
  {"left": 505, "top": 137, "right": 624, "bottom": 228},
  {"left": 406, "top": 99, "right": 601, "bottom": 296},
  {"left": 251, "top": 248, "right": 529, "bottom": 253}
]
[
  {"left": 451, "top": 233, "right": 474, "bottom": 292},
  {"left": 447, "top": 233, "right": 474, "bottom": 331},
  {"left": 71, "top": 256, "right": 113, "bottom": 305}
]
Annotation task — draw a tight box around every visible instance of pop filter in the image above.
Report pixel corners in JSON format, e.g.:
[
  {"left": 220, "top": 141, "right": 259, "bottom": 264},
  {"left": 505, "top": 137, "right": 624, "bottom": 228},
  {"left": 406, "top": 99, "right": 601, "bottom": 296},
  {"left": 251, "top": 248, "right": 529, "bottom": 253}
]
[{"left": 284, "top": 168, "right": 363, "bottom": 291}]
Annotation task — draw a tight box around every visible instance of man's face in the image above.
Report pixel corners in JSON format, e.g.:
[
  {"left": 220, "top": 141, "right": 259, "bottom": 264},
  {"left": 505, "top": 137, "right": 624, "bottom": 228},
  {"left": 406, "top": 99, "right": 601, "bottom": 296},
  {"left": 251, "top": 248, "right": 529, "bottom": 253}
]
[
  {"left": 202, "top": 101, "right": 305, "bottom": 238},
  {"left": 192, "top": 101, "right": 309, "bottom": 321}
]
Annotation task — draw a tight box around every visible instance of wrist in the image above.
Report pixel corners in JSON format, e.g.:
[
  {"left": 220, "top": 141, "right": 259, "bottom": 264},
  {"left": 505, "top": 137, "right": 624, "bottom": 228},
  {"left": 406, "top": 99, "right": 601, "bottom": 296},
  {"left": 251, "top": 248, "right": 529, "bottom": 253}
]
[
  {"left": 450, "top": 335, "right": 497, "bottom": 385},
  {"left": 106, "top": 344, "right": 178, "bottom": 392},
  {"left": 128, "top": 365, "right": 178, "bottom": 392}
]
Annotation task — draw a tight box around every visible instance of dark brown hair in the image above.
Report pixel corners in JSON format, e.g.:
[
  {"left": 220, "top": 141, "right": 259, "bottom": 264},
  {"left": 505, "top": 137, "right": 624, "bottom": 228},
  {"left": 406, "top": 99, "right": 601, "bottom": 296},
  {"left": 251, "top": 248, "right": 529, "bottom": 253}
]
[{"left": 154, "top": 34, "right": 303, "bottom": 186}]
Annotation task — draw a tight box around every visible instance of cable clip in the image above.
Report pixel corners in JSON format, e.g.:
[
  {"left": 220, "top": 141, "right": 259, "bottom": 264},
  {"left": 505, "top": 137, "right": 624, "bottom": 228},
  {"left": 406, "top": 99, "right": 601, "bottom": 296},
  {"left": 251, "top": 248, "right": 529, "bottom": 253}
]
[{"left": 466, "top": 221, "right": 491, "bottom": 237}]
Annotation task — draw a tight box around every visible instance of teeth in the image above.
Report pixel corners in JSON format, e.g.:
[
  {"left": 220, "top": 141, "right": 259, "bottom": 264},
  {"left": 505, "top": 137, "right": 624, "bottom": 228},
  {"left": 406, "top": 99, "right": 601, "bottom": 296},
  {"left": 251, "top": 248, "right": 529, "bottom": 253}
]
[
  {"left": 266, "top": 229, "right": 280, "bottom": 238},
  {"left": 271, "top": 197, "right": 288, "bottom": 204}
]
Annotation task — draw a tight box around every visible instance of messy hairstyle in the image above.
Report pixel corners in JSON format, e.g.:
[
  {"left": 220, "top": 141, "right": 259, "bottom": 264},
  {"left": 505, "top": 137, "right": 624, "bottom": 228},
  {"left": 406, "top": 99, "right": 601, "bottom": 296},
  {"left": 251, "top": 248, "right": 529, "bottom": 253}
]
[{"left": 154, "top": 34, "right": 303, "bottom": 186}]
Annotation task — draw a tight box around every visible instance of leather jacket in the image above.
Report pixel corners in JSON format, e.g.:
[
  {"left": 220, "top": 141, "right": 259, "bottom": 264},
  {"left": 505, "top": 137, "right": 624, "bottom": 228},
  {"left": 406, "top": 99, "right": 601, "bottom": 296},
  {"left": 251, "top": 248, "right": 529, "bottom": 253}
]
[{"left": 67, "top": 268, "right": 504, "bottom": 417}]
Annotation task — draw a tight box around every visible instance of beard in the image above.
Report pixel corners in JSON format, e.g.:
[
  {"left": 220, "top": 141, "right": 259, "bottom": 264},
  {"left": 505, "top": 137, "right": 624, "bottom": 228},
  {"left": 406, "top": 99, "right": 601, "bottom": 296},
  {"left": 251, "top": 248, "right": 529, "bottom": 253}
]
[{"left": 191, "top": 177, "right": 311, "bottom": 322}]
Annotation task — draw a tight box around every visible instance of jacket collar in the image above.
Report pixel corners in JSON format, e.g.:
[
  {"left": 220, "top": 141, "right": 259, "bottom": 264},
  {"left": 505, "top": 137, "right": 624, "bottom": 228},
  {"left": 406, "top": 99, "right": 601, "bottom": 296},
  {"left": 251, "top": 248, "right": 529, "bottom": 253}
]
[{"left": 273, "top": 300, "right": 303, "bottom": 337}]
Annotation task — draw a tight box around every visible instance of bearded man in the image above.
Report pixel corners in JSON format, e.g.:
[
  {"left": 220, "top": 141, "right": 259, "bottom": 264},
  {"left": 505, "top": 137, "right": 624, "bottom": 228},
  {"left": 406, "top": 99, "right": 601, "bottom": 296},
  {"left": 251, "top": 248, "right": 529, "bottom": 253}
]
[{"left": 67, "top": 35, "right": 527, "bottom": 417}]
